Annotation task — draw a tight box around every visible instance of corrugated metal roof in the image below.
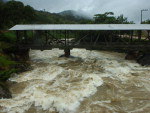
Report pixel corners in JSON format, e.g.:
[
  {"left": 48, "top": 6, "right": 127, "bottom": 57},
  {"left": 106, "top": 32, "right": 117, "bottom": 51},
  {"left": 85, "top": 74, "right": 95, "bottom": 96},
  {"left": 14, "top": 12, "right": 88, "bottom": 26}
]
[{"left": 9, "top": 24, "right": 150, "bottom": 31}]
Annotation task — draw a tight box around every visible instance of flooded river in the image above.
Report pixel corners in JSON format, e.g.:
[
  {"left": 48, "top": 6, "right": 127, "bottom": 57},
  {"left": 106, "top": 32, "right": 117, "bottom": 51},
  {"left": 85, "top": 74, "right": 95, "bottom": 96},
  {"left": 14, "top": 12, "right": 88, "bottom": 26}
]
[{"left": 0, "top": 49, "right": 150, "bottom": 113}]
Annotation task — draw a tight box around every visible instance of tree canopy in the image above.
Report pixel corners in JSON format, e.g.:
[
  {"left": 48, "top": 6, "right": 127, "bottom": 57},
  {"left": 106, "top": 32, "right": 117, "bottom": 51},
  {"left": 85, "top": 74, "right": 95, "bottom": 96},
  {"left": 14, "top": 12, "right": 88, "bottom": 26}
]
[
  {"left": 0, "top": 0, "right": 35, "bottom": 29},
  {"left": 94, "top": 12, "right": 133, "bottom": 24}
]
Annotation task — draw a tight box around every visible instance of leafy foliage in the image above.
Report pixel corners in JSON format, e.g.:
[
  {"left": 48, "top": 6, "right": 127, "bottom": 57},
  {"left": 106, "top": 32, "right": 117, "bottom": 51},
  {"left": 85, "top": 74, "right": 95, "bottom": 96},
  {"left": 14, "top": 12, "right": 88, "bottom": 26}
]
[
  {"left": 0, "top": 56, "right": 16, "bottom": 67},
  {"left": 0, "top": 55, "right": 17, "bottom": 81},
  {"left": 142, "top": 19, "right": 150, "bottom": 24},
  {"left": 94, "top": 12, "right": 133, "bottom": 24},
  {"left": 0, "top": 31, "right": 17, "bottom": 81},
  {"left": 0, "top": 0, "right": 36, "bottom": 29}
]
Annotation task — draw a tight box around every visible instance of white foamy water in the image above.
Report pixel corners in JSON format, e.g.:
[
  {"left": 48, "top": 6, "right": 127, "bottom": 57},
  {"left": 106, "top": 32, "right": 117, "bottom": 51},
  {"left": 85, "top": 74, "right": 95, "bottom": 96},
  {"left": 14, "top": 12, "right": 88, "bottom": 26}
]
[{"left": 0, "top": 49, "right": 150, "bottom": 113}]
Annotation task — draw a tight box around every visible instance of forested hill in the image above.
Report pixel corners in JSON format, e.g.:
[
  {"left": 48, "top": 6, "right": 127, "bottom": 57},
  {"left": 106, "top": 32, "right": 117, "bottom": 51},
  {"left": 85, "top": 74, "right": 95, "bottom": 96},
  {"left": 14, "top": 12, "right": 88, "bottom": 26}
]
[
  {"left": 0, "top": 0, "right": 135, "bottom": 30},
  {"left": 35, "top": 10, "right": 90, "bottom": 24},
  {"left": 0, "top": 0, "right": 91, "bottom": 29},
  {"left": 58, "top": 10, "right": 91, "bottom": 20}
]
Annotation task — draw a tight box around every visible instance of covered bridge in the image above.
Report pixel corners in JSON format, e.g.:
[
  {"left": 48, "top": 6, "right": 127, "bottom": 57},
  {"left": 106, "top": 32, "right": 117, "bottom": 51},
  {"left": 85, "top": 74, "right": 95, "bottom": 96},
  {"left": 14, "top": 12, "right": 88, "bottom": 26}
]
[{"left": 10, "top": 24, "right": 150, "bottom": 56}]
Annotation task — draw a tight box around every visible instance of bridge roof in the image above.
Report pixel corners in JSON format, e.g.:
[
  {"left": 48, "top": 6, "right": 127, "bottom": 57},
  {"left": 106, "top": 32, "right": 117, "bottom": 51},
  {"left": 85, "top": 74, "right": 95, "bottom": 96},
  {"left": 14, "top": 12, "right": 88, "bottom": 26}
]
[{"left": 10, "top": 24, "right": 150, "bottom": 31}]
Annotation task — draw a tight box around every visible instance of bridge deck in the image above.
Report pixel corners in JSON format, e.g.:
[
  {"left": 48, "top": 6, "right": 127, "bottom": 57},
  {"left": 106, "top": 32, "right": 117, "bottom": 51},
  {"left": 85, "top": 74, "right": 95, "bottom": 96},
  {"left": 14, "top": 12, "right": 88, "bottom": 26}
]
[
  {"left": 10, "top": 24, "right": 150, "bottom": 31},
  {"left": 9, "top": 24, "right": 150, "bottom": 53}
]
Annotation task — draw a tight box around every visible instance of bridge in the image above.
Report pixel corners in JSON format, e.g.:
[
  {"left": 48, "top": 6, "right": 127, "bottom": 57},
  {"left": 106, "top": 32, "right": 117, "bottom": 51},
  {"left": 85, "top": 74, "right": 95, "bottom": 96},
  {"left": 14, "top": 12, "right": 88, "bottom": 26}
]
[{"left": 10, "top": 24, "right": 150, "bottom": 57}]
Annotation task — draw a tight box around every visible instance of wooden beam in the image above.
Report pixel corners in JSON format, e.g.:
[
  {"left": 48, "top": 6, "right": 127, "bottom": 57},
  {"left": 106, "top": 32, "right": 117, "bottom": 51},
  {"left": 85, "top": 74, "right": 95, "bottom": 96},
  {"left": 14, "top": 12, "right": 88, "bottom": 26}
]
[
  {"left": 16, "top": 30, "right": 19, "bottom": 45},
  {"left": 94, "top": 32, "right": 100, "bottom": 46},
  {"left": 138, "top": 30, "right": 142, "bottom": 41},
  {"left": 147, "top": 30, "right": 150, "bottom": 41},
  {"left": 90, "top": 31, "right": 93, "bottom": 45},
  {"left": 24, "top": 31, "right": 27, "bottom": 44},
  {"left": 65, "top": 30, "right": 67, "bottom": 46},
  {"left": 130, "top": 30, "right": 133, "bottom": 42}
]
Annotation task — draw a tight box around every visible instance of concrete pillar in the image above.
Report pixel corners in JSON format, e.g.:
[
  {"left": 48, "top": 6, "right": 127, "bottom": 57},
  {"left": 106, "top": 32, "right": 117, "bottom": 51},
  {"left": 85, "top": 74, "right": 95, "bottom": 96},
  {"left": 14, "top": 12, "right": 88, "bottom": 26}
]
[{"left": 64, "top": 48, "right": 70, "bottom": 57}]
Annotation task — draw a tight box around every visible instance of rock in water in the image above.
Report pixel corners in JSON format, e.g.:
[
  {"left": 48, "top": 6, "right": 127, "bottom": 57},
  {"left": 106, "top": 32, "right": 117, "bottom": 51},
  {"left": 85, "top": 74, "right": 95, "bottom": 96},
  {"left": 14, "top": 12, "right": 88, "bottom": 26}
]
[
  {"left": 125, "top": 51, "right": 143, "bottom": 60},
  {"left": 137, "top": 54, "right": 150, "bottom": 66},
  {"left": 125, "top": 51, "right": 150, "bottom": 66},
  {"left": 0, "top": 83, "right": 12, "bottom": 99}
]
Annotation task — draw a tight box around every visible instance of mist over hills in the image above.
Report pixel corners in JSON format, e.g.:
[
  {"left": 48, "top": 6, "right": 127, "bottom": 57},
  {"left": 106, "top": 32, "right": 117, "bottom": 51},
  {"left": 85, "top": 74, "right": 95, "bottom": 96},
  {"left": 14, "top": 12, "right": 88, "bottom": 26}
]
[
  {"left": 0, "top": 0, "right": 139, "bottom": 29},
  {"left": 1, "top": 0, "right": 91, "bottom": 20},
  {"left": 1, "top": 0, "right": 7, "bottom": 2},
  {"left": 35, "top": 10, "right": 91, "bottom": 24},
  {"left": 0, "top": 0, "right": 133, "bottom": 24},
  {"left": 58, "top": 10, "right": 92, "bottom": 20}
]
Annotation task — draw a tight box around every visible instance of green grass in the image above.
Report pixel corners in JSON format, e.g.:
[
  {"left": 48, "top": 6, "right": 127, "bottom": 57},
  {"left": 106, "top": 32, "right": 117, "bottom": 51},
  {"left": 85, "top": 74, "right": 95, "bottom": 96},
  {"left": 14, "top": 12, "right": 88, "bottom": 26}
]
[
  {"left": 0, "top": 69, "right": 17, "bottom": 81},
  {"left": 0, "top": 31, "right": 16, "bottom": 43},
  {"left": 0, "top": 55, "right": 17, "bottom": 81},
  {"left": 0, "top": 56, "right": 16, "bottom": 67}
]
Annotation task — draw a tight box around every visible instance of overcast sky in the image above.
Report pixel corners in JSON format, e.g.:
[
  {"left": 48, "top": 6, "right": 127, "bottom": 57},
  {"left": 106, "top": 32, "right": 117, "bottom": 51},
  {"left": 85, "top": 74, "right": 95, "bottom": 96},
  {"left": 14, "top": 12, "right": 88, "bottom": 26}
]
[{"left": 16, "top": 0, "right": 150, "bottom": 23}]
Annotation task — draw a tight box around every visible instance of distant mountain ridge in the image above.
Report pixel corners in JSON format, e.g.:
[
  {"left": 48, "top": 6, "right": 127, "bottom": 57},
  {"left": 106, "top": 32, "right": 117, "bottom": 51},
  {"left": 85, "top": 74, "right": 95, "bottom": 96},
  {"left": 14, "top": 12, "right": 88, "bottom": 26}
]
[
  {"left": 1, "top": 0, "right": 8, "bottom": 2},
  {"left": 58, "top": 10, "right": 91, "bottom": 20}
]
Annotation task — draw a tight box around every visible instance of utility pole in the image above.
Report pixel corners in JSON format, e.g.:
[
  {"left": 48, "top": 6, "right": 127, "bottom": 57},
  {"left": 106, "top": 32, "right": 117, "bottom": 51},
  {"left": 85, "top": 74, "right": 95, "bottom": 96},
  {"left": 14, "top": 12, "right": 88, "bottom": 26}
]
[
  {"left": 138, "top": 9, "right": 148, "bottom": 41},
  {"left": 141, "top": 9, "right": 148, "bottom": 24}
]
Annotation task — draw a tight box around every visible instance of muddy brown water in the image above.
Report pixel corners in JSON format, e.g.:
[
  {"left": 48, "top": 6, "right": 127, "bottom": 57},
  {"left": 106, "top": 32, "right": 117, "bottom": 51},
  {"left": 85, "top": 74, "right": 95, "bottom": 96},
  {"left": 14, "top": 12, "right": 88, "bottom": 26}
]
[{"left": 0, "top": 49, "right": 150, "bottom": 113}]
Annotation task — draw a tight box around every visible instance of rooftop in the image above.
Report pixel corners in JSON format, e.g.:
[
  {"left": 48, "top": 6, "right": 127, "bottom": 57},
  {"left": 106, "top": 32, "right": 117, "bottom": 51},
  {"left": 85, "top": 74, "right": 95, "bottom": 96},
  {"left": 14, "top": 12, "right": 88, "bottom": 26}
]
[{"left": 10, "top": 24, "right": 150, "bottom": 31}]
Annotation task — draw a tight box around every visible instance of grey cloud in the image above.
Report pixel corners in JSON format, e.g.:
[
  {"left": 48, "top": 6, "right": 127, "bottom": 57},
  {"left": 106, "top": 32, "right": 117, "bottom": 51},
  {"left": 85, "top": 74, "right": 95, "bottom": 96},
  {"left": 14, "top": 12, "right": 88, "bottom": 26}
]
[{"left": 16, "top": 0, "right": 150, "bottom": 23}]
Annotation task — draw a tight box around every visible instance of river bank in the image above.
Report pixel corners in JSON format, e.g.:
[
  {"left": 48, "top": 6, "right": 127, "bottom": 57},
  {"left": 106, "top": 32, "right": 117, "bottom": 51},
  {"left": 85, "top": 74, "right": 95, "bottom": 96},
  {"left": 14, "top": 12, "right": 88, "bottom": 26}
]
[{"left": 0, "top": 48, "right": 31, "bottom": 99}]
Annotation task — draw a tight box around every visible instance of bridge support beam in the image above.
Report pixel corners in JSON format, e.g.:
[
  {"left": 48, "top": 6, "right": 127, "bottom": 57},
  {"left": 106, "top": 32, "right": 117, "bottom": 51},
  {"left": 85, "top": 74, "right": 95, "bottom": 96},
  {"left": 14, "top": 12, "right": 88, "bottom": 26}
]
[
  {"left": 16, "top": 30, "right": 19, "bottom": 46},
  {"left": 130, "top": 30, "right": 133, "bottom": 42},
  {"left": 147, "top": 30, "right": 150, "bottom": 41},
  {"left": 64, "top": 48, "right": 70, "bottom": 57},
  {"left": 138, "top": 30, "right": 142, "bottom": 41}
]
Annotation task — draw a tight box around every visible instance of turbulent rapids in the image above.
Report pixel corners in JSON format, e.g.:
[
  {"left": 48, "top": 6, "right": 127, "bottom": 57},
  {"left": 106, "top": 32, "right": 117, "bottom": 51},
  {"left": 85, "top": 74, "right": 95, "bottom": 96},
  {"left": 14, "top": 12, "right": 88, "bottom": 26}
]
[{"left": 0, "top": 49, "right": 150, "bottom": 113}]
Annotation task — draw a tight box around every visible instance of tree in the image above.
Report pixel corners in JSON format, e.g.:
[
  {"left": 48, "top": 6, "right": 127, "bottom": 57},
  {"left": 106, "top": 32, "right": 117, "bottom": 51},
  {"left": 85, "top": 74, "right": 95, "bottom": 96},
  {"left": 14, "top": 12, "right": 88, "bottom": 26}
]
[
  {"left": 0, "top": 0, "right": 4, "bottom": 28},
  {"left": 116, "top": 15, "right": 126, "bottom": 23},
  {"left": 94, "top": 12, "right": 134, "bottom": 24},
  {"left": 0, "top": 0, "right": 36, "bottom": 29},
  {"left": 23, "top": 5, "right": 35, "bottom": 23},
  {"left": 3, "top": 0, "right": 24, "bottom": 25},
  {"left": 143, "top": 19, "right": 150, "bottom": 24},
  {"left": 94, "top": 12, "right": 116, "bottom": 24}
]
